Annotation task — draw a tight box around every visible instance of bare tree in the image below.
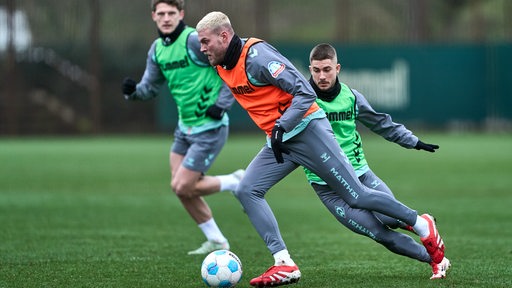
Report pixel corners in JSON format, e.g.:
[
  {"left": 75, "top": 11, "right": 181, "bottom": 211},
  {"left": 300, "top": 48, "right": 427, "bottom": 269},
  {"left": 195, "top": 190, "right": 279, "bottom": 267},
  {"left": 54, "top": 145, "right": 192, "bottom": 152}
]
[
  {"left": 3, "top": 0, "right": 19, "bottom": 134},
  {"left": 408, "top": 0, "right": 429, "bottom": 43},
  {"left": 89, "top": 0, "right": 101, "bottom": 132}
]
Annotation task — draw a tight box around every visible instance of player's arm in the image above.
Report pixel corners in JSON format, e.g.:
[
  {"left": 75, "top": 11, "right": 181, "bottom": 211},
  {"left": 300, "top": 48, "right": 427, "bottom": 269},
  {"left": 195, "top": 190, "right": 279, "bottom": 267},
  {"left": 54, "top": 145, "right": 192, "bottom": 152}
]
[
  {"left": 212, "top": 83, "right": 236, "bottom": 108},
  {"left": 246, "top": 42, "right": 316, "bottom": 132},
  {"left": 354, "top": 89, "right": 438, "bottom": 152},
  {"left": 354, "top": 89, "right": 418, "bottom": 148},
  {"left": 123, "top": 41, "right": 166, "bottom": 101},
  {"left": 203, "top": 83, "right": 235, "bottom": 120}
]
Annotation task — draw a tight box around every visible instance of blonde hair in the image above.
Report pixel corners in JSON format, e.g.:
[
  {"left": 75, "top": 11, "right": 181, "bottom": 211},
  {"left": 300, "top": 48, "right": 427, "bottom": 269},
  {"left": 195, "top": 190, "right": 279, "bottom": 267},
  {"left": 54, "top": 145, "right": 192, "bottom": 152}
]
[{"left": 196, "top": 11, "right": 233, "bottom": 34}]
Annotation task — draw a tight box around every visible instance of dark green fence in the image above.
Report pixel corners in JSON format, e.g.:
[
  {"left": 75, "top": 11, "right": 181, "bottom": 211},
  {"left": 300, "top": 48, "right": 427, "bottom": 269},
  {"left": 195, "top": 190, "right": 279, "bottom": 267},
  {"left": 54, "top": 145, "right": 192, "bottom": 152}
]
[{"left": 157, "top": 43, "right": 512, "bottom": 132}]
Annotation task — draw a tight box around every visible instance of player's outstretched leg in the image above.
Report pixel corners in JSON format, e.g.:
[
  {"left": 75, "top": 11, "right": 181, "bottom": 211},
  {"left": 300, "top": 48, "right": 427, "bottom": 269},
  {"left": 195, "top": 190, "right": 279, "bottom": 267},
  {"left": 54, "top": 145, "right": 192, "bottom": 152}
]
[{"left": 187, "top": 169, "right": 244, "bottom": 255}]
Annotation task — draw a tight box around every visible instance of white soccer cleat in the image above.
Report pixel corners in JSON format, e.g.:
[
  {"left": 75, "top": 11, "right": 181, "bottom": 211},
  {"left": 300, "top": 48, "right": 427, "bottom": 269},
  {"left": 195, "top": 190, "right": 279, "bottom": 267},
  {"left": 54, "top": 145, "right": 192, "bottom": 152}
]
[
  {"left": 430, "top": 257, "right": 451, "bottom": 279},
  {"left": 187, "top": 240, "right": 230, "bottom": 255}
]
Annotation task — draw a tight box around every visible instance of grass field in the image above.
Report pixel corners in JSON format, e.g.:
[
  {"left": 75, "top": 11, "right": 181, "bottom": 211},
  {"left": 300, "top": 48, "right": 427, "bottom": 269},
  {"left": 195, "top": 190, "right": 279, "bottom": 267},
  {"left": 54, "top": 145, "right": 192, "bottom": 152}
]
[{"left": 1, "top": 133, "right": 511, "bottom": 288}]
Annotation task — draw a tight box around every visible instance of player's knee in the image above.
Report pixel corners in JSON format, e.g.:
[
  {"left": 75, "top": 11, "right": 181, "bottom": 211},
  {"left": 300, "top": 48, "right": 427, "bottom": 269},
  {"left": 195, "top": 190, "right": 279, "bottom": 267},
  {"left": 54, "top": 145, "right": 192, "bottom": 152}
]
[
  {"left": 171, "top": 179, "right": 195, "bottom": 198},
  {"left": 343, "top": 197, "right": 363, "bottom": 209},
  {"left": 235, "top": 182, "right": 265, "bottom": 202},
  {"left": 234, "top": 180, "right": 247, "bottom": 194},
  {"left": 233, "top": 186, "right": 245, "bottom": 200},
  {"left": 345, "top": 193, "right": 378, "bottom": 210},
  {"left": 370, "top": 230, "right": 388, "bottom": 244}
]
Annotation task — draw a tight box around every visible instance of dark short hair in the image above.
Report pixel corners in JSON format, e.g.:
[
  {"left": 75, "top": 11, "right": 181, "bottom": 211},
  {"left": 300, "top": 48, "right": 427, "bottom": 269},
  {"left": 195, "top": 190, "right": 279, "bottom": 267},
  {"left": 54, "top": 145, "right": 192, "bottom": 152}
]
[
  {"left": 151, "top": 0, "right": 184, "bottom": 12},
  {"left": 309, "top": 43, "right": 338, "bottom": 63}
]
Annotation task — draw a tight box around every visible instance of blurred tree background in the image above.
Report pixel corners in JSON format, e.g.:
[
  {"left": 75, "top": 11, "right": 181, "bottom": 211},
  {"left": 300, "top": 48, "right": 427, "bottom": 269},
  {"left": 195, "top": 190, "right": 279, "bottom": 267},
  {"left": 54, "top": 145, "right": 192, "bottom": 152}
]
[{"left": 1, "top": 0, "right": 511, "bottom": 135}]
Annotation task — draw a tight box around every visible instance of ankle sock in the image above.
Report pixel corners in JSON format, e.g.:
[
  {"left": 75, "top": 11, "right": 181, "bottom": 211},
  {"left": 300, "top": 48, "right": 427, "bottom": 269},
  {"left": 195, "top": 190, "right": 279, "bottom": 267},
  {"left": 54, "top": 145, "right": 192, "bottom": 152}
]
[
  {"left": 413, "top": 215, "right": 429, "bottom": 238},
  {"left": 273, "top": 249, "right": 295, "bottom": 266},
  {"left": 198, "top": 218, "right": 228, "bottom": 243},
  {"left": 217, "top": 173, "right": 240, "bottom": 191}
]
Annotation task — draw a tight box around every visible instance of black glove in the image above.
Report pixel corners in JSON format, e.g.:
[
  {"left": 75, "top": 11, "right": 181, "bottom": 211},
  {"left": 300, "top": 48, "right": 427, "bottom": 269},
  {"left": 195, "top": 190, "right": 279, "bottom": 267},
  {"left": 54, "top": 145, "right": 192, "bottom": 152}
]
[
  {"left": 122, "top": 77, "right": 137, "bottom": 100},
  {"left": 415, "top": 140, "right": 439, "bottom": 153},
  {"left": 205, "top": 104, "right": 225, "bottom": 120},
  {"left": 270, "top": 125, "right": 290, "bottom": 163}
]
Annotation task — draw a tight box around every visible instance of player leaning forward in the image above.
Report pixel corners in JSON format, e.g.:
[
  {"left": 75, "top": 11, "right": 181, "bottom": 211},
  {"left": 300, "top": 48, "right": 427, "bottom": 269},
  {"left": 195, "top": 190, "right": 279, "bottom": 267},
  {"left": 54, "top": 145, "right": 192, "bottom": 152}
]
[
  {"left": 196, "top": 11, "right": 446, "bottom": 287},
  {"left": 122, "top": 1, "right": 243, "bottom": 255},
  {"left": 306, "top": 43, "right": 450, "bottom": 279}
]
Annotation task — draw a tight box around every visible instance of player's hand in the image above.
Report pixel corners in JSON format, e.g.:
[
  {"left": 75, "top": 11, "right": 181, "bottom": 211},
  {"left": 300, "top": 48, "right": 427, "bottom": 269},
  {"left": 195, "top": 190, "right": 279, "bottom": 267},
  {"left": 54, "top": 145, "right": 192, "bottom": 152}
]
[
  {"left": 415, "top": 140, "right": 439, "bottom": 152},
  {"left": 205, "top": 104, "right": 225, "bottom": 120},
  {"left": 122, "top": 77, "right": 137, "bottom": 100},
  {"left": 271, "top": 125, "right": 290, "bottom": 163}
]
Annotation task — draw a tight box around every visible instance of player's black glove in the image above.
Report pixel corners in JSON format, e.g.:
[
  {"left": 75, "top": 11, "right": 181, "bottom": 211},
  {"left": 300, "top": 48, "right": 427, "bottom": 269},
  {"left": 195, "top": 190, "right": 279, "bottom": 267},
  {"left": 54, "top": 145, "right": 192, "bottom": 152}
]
[
  {"left": 205, "top": 104, "right": 225, "bottom": 120},
  {"left": 270, "top": 125, "right": 290, "bottom": 164},
  {"left": 415, "top": 140, "right": 439, "bottom": 153},
  {"left": 122, "top": 77, "right": 137, "bottom": 100}
]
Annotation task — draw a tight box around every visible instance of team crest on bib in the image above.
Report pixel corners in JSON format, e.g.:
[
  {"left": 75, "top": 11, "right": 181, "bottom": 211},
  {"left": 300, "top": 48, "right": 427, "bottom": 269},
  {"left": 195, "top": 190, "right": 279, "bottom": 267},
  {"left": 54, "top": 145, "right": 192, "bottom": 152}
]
[{"left": 268, "top": 61, "right": 286, "bottom": 78}]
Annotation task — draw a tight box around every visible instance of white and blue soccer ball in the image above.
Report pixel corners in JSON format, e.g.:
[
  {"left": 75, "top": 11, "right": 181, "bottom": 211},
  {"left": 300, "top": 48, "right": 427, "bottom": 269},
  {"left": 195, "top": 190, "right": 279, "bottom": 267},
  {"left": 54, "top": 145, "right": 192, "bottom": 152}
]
[{"left": 201, "top": 250, "right": 242, "bottom": 287}]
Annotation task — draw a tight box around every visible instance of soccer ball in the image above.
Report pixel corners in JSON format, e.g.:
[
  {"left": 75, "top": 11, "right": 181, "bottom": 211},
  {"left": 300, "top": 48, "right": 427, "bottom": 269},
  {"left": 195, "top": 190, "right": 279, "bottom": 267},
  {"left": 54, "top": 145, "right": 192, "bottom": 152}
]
[{"left": 201, "top": 250, "right": 243, "bottom": 287}]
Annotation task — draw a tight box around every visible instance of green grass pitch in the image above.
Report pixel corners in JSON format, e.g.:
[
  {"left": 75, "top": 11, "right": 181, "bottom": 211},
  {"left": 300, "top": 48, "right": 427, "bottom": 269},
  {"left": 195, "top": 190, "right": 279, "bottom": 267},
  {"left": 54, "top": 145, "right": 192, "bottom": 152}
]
[{"left": 1, "top": 133, "right": 511, "bottom": 287}]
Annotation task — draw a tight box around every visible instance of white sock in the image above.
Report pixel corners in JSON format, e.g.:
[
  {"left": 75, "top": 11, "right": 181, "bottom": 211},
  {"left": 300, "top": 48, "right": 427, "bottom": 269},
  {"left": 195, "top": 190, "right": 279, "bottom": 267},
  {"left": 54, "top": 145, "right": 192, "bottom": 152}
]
[
  {"left": 217, "top": 173, "right": 240, "bottom": 192},
  {"left": 198, "top": 218, "right": 228, "bottom": 244},
  {"left": 412, "top": 215, "right": 429, "bottom": 238},
  {"left": 273, "top": 249, "right": 295, "bottom": 266}
]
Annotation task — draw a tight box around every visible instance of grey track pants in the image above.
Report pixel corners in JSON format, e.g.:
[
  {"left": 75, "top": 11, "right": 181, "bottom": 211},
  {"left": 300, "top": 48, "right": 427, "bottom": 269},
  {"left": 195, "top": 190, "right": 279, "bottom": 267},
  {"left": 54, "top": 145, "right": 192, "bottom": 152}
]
[
  {"left": 312, "top": 180, "right": 430, "bottom": 263},
  {"left": 235, "top": 117, "right": 420, "bottom": 255}
]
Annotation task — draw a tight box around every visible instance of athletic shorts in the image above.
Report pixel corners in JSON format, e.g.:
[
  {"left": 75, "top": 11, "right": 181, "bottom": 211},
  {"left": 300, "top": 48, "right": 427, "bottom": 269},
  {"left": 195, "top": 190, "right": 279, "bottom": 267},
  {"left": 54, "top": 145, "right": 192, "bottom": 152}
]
[{"left": 171, "top": 125, "right": 228, "bottom": 173}]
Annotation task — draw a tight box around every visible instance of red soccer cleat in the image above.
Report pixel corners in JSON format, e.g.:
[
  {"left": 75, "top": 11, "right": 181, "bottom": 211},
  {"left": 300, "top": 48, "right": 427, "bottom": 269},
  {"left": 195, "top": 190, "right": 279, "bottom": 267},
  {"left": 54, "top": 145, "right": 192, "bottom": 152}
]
[
  {"left": 249, "top": 265, "right": 301, "bottom": 287},
  {"left": 420, "top": 214, "right": 445, "bottom": 264}
]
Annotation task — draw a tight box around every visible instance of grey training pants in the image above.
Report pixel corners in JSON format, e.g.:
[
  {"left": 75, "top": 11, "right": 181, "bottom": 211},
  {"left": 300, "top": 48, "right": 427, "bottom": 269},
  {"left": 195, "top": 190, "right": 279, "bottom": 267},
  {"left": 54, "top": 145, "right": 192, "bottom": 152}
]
[{"left": 235, "top": 117, "right": 418, "bottom": 254}]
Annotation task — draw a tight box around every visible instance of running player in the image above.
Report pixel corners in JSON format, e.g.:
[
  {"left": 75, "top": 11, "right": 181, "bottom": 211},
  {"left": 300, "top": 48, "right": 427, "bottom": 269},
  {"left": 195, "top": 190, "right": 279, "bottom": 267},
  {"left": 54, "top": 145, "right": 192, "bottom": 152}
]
[
  {"left": 305, "top": 43, "right": 450, "bottom": 280},
  {"left": 122, "top": 1, "right": 243, "bottom": 255},
  {"left": 196, "top": 11, "right": 446, "bottom": 287}
]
